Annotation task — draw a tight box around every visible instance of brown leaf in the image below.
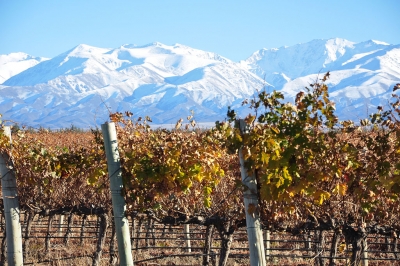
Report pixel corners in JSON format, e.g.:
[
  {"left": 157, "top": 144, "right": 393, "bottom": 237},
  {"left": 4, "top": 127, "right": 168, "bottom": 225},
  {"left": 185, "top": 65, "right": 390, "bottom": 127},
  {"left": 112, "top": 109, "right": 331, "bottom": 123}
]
[{"left": 247, "top": 203, "right": 257, "bottom": 217}]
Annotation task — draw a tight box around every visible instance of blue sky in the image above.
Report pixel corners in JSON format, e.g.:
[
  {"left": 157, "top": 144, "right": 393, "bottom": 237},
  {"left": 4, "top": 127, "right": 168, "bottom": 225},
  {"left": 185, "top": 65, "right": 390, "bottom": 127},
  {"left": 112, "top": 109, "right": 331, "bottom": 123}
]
[{"left": 1, "top": 0, "right": 399, "bottom": 62}]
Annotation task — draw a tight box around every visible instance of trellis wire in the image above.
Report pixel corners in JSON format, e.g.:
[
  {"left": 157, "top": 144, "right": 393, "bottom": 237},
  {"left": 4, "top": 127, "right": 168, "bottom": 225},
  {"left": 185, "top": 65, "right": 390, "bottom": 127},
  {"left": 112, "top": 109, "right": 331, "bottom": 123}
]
[{"left": 1, "top": 211, "right": 400, "bottom": 265}]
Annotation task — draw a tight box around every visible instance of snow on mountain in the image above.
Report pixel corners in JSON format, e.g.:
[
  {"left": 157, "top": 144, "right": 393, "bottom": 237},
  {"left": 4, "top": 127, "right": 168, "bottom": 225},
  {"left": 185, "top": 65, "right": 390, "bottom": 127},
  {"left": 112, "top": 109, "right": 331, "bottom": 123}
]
[
  {"left": 0, "top": 38, "right": 399, "bottom": 129},
  {"left": 243, "top": 38, "right": 400, "bottom": 122},
  {"left": 242, "top": 38, "right": 392, "bottom": 80},
  {"left": 0, "top": 52, "right": 49, "bottom": 84},
  {"left": 0, "top": 42, "right": 265, "bottom": 128}
]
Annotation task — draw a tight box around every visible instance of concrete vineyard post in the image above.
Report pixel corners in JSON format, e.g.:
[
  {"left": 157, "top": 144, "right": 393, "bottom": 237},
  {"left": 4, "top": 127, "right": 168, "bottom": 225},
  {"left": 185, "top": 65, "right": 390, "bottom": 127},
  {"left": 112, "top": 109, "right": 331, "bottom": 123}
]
[
  {"left": 264, "top": 230, "right": 270, "bottom": 260},
  {"left": 362, "top": 240, "right": 368, "bottom": 266},
  {"left": 58, "top": 214, "right": 64, "bottom": 237},
  {"left": 102, "top": 122, "right": 134, "bottom": 266},
  {"left": 184, "top": 224, "right": 191, "bottom": 253},
  {"left": 238, "top": 119, "right": 267, "bottom": 266},
  {"left": 0, "top": 126, "right": 24, "bottom": 266}
]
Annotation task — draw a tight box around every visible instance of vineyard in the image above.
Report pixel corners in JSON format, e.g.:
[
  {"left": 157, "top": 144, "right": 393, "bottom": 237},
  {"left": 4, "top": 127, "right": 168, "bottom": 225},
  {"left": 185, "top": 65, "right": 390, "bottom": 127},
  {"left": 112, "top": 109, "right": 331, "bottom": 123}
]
[{"left": 1, "top": 75, "right": 400, "bottom": 265}]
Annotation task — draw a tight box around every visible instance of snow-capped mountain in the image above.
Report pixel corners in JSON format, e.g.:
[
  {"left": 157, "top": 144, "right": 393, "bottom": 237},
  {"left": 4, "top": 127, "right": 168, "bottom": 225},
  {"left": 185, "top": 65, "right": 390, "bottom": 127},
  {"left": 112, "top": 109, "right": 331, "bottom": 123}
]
[
  {"left": 0, "top": 42, "right": 265, "bottom": 128},
  {"left": 242, "top": 38, "right": 400, "bottom": 121},
  {"left": 0, "top": 38, "right": 399, "bottom": 128},
  {"left": 0, "top": 53, "right": 49, "bottom": 84},
  {"left": 243, "top": 39, "right": 392, "bottom": 80}
]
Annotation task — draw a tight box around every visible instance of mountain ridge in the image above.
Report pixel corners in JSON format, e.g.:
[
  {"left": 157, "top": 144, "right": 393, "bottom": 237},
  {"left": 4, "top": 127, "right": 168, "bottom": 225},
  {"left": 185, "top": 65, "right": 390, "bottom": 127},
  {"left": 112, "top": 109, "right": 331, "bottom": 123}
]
[{"left": 1, "top": 38, "right": 399, "bottom": 128}]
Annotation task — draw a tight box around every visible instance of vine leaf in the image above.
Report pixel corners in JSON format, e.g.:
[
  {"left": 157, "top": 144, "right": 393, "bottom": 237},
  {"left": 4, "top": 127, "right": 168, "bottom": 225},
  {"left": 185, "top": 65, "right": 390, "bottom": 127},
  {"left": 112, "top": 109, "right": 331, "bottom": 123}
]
[{"left": 247, "top": 203, "right": 257, "bottom": 218}]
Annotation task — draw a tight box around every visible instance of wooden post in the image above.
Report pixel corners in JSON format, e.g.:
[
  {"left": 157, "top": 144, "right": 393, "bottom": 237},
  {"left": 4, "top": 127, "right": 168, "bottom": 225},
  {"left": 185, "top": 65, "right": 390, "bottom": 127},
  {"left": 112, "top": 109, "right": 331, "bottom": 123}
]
[
  {"left": 0, "top": 126, "right": 24, "bottom": 266},
  {"left": 238, "top": 119, "right": 266, "bottom": 266},
  {"left": 184, "top": 224, "right": 191, "bottom": 253},
  {"left": 102, "top": 122, "right": 134, "bottom": 266}
]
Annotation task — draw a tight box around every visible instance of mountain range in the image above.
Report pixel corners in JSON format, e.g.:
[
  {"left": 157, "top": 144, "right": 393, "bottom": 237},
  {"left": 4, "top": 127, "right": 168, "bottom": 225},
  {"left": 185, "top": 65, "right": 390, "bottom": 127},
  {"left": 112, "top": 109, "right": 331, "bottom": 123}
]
[{"left": 0, "top": 38, "right": 399, "bottom": 129}]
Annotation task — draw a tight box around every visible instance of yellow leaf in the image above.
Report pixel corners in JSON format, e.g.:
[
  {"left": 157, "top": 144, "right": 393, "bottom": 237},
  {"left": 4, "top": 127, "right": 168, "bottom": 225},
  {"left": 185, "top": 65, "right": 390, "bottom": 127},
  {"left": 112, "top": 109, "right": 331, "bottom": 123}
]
[
  {"left": 282, "top": 167, "right": 291, "bottom": 181},
  {"left": 339, "top": 184, "right": 347, "bottom": 196},
  {"left": 345, "top": 160, "right": 354, "bottom": 170},
  {"left": 203, "top": 186, "right": 212, "bottom": 195},
  {"left": 261, "top": 152, "right": 269, "bottom": 164},
  {"left": 333, "top": 183, "right": 347, "bottom": 196},
  {"left": 217, "top": 169, "right": 225, "bottom": 177},
  {"left": 244, "top": 115, "right": 256, "bottom": 125},
  {"left": 243, "top": 146, "right": 251, "bottom": 160},
  {"left": 204, "top": 197, "right": 211, "bottom": 208},
  {"left": 271, "top": 126, "right": 280, "bottom": 134},
  {"left": 194, "top": 173, "right": 203, "bottom": 182},
  {"left": 276, "top": 176, "right": 285, "bottom": 188},
  {"left": 335, "top": 169, "right": 342, "bottom": 178},
  {"left": 338, "top": 243, "right": 346, "bottom": 253},
  {"left": 314, "top": 191, "right": 330, "bottom": 205}
]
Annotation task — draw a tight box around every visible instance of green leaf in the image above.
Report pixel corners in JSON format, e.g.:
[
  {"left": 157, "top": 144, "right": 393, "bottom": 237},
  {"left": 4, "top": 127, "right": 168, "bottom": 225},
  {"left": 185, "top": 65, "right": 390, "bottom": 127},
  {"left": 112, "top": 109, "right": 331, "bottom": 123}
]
[
  {"left": 203, "top": 186, "right": 212, "bottom": 196},
  {"left": 204, "top": 197, "right": 211, "bottom": 208}
]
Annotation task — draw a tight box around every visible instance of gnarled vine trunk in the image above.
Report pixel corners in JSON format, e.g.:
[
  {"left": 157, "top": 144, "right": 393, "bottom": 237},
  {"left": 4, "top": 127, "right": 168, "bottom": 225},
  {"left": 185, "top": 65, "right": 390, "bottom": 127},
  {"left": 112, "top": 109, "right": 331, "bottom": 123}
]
[
  {"left": 216, "top": 221, "right": 234, "bottom": 266},
  {"left": 63, "top": 212, "right": 73, "bottom": 246},
  {"left": 329, "top": 228, "right": 342, "bottom": 266},
  {"left": 203, "top": 224, "right": 215, "bottom": 266},
  {"left": 343, "top": 225, "right": 367, "bottom": 266},
  {"left": 92, "top": 213, "right": 109, "bottom": 266},
  {"left": 45, "top": 214, "right": 55, "bottom": 252},
  {"left": 23, "top": 211, "right": 36, "bottom": 261}
]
